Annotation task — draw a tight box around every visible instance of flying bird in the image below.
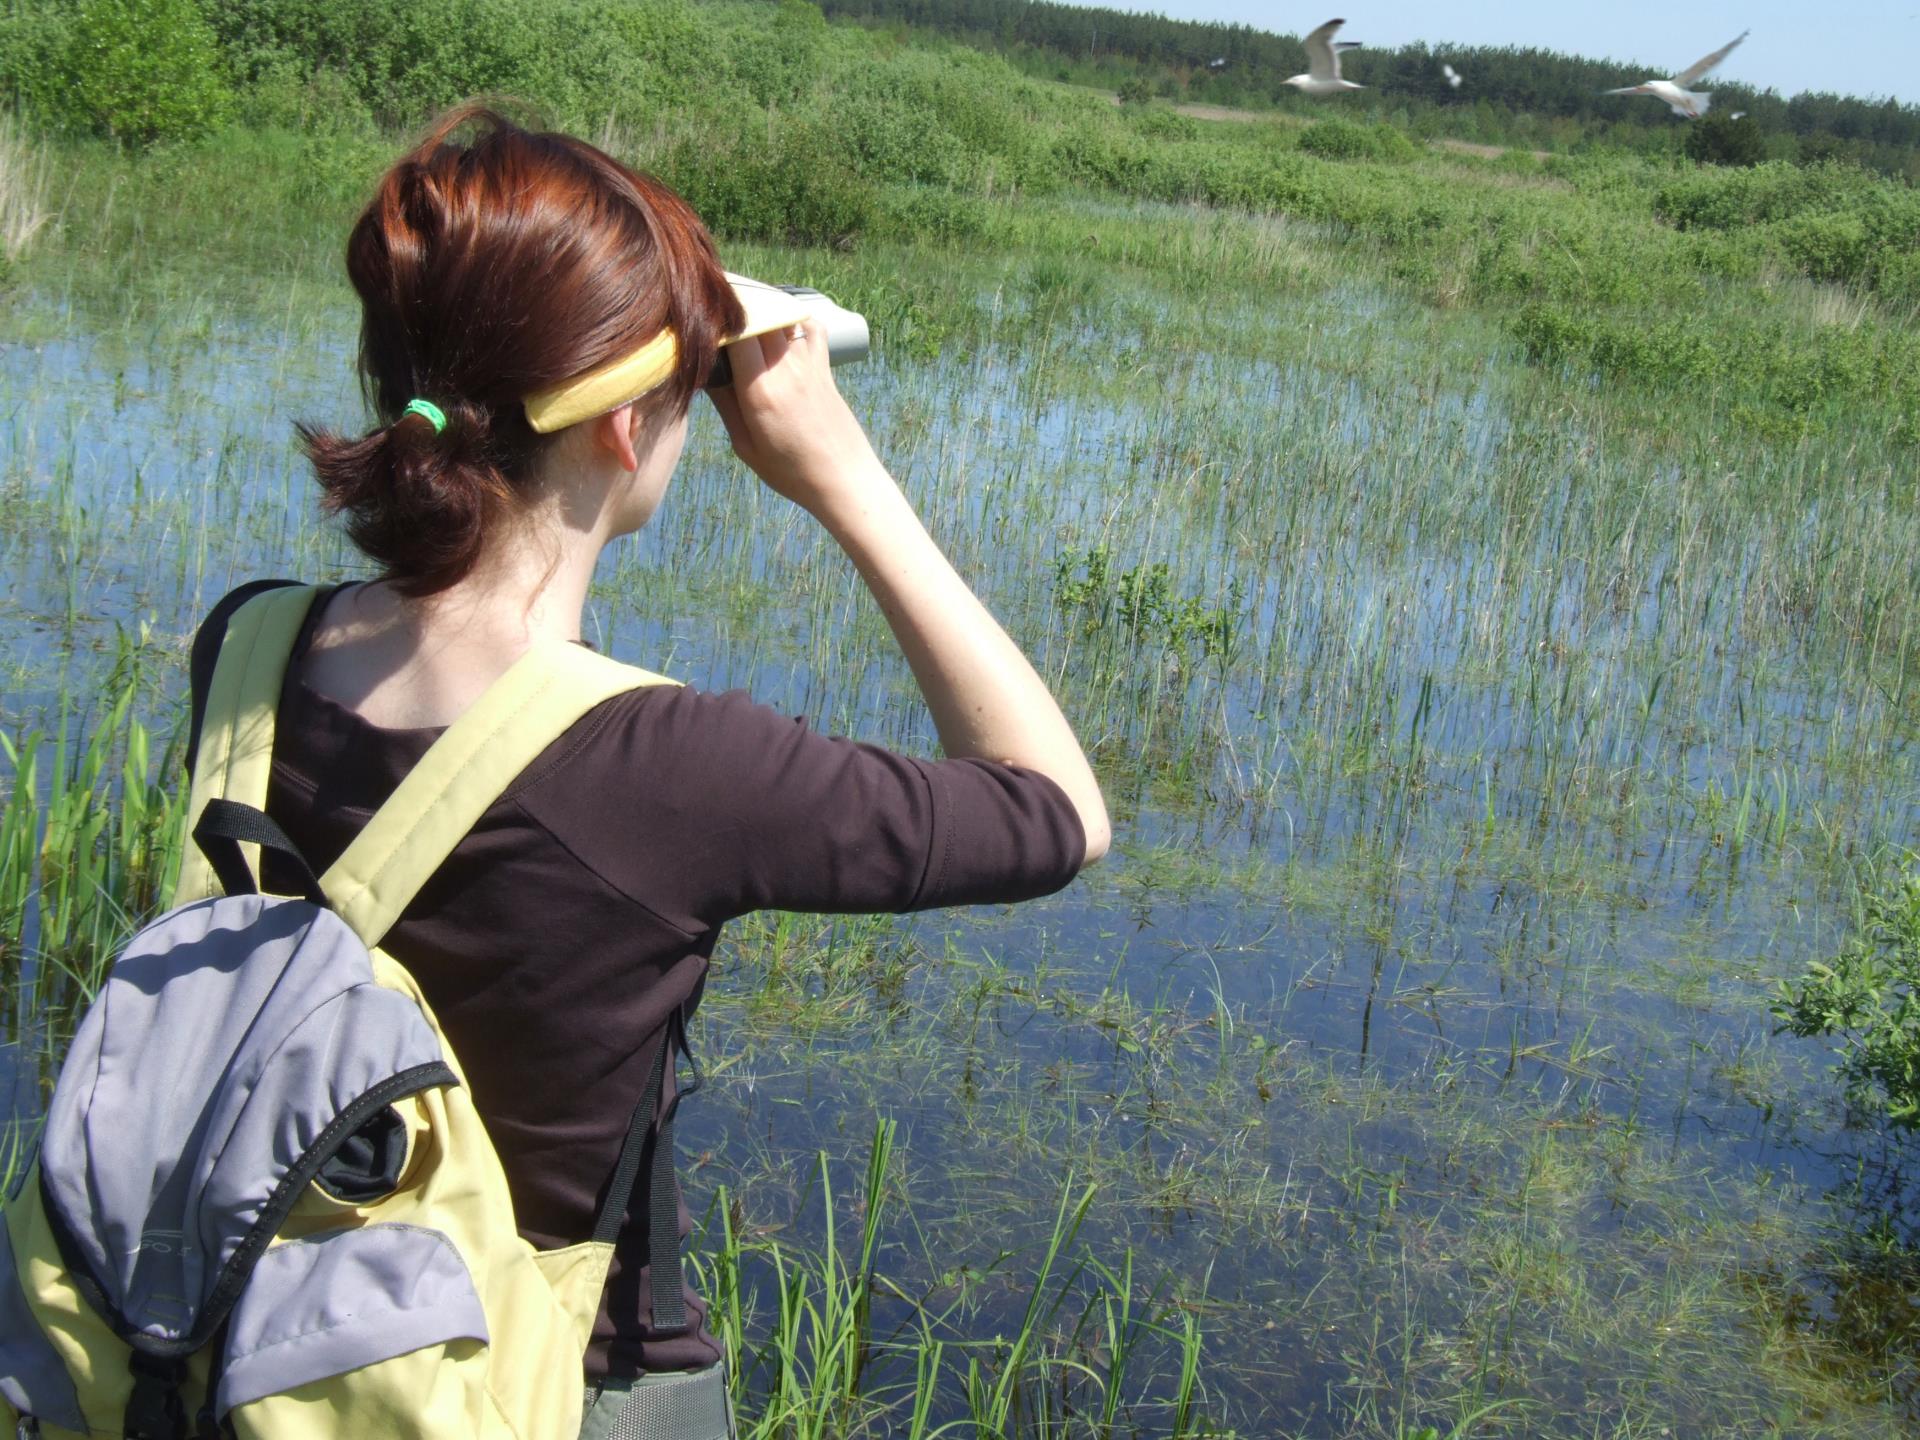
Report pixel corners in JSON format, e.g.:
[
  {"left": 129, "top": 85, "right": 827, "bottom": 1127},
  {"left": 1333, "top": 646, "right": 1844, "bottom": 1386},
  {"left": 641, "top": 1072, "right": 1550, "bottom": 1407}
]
[
  {"left": 1285, "top": 18, "right": 1364, "bottom": 95},
  {"left": 1603, "top": 31, "right": 1749, "bottom": 119},
  {"left": 1441, "top": 62, "right": 1463, "bottom": 90}
]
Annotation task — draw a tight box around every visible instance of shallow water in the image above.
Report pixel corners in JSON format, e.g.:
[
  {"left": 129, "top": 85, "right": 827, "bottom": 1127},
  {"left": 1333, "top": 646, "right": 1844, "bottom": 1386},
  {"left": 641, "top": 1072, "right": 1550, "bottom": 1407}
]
[{"left": 3, "top": 272, "right": 1917, "bottom": 1434}]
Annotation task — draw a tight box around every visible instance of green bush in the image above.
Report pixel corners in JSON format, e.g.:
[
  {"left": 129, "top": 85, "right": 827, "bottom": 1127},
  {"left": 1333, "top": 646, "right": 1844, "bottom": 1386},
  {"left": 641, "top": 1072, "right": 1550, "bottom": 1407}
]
[
  {"left": 66, "top": 0, "right": 231, "bottom": 143},
  {"left": 206, "top": 0, "right": 715, "bottom": 130},
  {"left": 872, "top": 184, "right": 990, "bottom": 244},
  {"left": 729, "top": 0, "right": 827, "bottom": 107},
  {"left": 1297, "top": 118, "right": 1416, "bottom": 164},
  {"left": 823, "top": 49, "right": 1057, "bottom": 192},
  {"left": 234, "top": 65, "right": 375, "bottom": 137},
  {"left": 1656, "top": 161, "right": 1873, "bottom": 231},
  {"left": 0, "top": 2, "right": 77, "bottom": 119},
  {"left": 1123, "top": 105, "right": 1198, "bottom": 142},
  {"left": 660, "top": 121, "right": 874, "bottom": 249},
  {"left": 1775, "top": 857, "right": 1920, "bottom": 1133},
  {"left": 1049, "top": 121, "right": 1152, "bottom": 192},
  {"left": 1654, "top": 160, "right": 1920, "bottom": 292},
  {"left": 1683, "top": 110, "right": 1765, "bottom": 168},
  {"left": 1878, "top": 250, "right": 1920, "bottom": 310},
  {"left": 836, "top": 85, "right": 971, "bottom": 186},
  {"left": 1779, "top": 210, "right": 1875, "bottom": 285}
]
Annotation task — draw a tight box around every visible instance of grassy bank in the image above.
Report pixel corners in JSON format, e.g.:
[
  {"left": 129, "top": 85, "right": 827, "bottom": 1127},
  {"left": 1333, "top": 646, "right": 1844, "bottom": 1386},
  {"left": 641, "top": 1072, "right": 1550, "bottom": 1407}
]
[{"left": 5, "top": 2, "right": 1917, "bottom": 442}]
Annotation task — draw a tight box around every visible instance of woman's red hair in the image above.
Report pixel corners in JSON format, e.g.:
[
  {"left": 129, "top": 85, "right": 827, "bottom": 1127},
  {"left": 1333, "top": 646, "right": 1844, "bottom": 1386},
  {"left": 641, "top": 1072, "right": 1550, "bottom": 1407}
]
[{"left": 300, "top": 104, "right": 745, "bottom": 597}]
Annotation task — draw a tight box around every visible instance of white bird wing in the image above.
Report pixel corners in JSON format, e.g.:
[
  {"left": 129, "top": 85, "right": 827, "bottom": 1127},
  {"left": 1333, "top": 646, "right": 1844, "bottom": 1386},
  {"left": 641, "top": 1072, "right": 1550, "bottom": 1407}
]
[
  {"left": 1442, "top": 63, "right": 1460, "bottom": 80},
  {"left": 1674, "top": 30, "right": 1748, "bottom": 87},
  {"left": 1303, "top": 18, "right": 1346, "bottom": 82}
]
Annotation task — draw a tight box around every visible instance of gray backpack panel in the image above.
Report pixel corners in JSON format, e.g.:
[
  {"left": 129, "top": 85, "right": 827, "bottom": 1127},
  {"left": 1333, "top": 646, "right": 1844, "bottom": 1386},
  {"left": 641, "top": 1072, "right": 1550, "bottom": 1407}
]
[
  {"left": 218, "top": 1222, "right": 487, "bottom": 1416},
  {"left": 40, "top": 893, "right": 449, "bottom": 1346},
  {"left": 0, "top": 1221, "right": 87, "bottom": 1431}
]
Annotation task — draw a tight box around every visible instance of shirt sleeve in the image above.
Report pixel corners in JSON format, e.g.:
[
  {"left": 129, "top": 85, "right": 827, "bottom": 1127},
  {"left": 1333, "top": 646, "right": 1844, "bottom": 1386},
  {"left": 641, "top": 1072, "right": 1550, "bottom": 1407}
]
[{"left": 519, "top": 685, "right": 1087, "bottom": 932}]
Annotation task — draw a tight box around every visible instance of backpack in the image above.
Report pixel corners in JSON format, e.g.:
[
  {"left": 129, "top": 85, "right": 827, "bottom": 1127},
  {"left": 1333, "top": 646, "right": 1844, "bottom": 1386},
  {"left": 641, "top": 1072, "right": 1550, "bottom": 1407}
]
[{"left": 0, "top": 584, "right": 696, "bottom": 1439}]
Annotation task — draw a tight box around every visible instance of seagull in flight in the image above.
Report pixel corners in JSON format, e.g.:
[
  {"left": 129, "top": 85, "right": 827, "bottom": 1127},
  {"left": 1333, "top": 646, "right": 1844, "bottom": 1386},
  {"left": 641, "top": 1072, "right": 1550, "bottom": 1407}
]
[
  {"left": 1604, "top": 31, "right": 1749, "bottom": 119},
  {"left": 1285, "top": 18, "right": 1364, "bottom": 95},
  {"left": 1441, "top": 62, "right": 1463, "bottom": 90}
]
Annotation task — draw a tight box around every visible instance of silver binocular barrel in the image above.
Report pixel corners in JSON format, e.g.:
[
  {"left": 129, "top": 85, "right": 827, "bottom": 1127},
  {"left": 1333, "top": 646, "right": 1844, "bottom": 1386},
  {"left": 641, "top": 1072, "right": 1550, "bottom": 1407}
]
[{"left": 708, "top": 284, "right": 870, "bottom": 388}]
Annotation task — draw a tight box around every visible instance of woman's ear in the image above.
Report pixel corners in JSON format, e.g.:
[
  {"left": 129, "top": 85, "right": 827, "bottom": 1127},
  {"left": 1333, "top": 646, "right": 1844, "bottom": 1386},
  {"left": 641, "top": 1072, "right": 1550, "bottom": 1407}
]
[{"left": 591, "top": 402, "right": 644, "bottom": 473}]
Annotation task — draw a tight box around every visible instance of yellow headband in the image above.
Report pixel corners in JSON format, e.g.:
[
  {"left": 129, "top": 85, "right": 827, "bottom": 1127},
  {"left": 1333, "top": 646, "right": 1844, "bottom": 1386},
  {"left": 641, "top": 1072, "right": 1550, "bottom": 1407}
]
[
  {"left": 521, "top": 275, "right": 817, "bottom": 434},
  {"left": 522, "top": 329, "right": 679, "bottom": 435}
]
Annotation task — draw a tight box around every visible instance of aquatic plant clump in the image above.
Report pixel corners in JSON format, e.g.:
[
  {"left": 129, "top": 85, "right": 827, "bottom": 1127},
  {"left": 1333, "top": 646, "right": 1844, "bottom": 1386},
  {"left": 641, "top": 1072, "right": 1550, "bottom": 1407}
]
[{"left": 1775, "top": 857, "right": 1920, "bottom": 1132}]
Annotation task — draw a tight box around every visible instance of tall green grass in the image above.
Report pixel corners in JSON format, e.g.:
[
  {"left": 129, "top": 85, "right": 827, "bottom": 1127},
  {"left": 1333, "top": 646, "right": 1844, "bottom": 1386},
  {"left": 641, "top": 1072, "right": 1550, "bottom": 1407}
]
[
  {"left": 0, "top": 630, "right": 184, "bottom": 1011},
  {"left": 698, "top": 1120, "right": 1214, "bottom": 1437}
]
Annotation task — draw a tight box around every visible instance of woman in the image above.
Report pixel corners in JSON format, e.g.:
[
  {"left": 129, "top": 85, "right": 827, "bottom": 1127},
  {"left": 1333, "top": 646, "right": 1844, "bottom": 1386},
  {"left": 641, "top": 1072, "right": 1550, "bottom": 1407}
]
[{"left": 186, "top": 105, "right": 1109, "bottom": 1437}]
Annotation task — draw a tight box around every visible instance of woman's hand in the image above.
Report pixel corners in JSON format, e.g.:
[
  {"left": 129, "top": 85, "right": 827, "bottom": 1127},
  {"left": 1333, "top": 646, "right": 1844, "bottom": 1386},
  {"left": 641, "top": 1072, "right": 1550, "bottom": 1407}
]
[{"left": 704, "top": 324, "right": 883, "bottom": 515}]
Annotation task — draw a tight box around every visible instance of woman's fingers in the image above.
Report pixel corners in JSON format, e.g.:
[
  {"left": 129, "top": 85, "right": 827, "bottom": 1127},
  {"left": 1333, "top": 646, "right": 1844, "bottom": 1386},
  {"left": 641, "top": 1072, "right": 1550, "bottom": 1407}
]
[
  {"left": 722, "top": 332, "right": 769, "bottom": 389},
  {"left": 800, "top": 320, "right": 830, "bottom": 367},
  {"left": 738, "top": 328, "right": 794, "bottom": 393}
]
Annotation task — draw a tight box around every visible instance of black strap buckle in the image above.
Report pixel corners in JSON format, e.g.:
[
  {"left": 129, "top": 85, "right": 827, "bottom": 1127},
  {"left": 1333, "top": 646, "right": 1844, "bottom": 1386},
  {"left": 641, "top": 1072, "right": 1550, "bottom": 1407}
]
[{"left": 124, "top": 1350, "right": 189, "bottom": 1440}]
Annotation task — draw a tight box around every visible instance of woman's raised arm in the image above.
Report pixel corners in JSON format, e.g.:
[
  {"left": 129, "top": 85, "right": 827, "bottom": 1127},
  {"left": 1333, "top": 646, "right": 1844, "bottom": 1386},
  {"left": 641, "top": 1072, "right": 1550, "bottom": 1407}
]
[{"left": 706, "top": 325, "right": 1111, "bottom": 866}]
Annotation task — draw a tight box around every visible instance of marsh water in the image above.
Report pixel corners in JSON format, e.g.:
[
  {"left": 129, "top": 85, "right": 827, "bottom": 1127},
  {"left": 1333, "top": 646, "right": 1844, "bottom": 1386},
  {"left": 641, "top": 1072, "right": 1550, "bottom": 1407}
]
[{"left": 3, "top": 261, "right": 1918, "bottom": 1437}]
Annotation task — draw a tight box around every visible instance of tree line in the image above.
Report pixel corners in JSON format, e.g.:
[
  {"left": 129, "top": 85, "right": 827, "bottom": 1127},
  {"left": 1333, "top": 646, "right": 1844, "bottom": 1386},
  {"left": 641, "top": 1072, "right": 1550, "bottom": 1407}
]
[{"left": 818, "top": 0, "right": 1920, "bottom": 172}]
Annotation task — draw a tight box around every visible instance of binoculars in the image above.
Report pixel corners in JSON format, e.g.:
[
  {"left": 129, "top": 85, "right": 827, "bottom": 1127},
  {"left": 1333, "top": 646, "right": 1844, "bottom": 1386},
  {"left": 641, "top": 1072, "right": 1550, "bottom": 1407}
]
[{"left": 708, "top": 284, "right": 870, "bottom": 388}]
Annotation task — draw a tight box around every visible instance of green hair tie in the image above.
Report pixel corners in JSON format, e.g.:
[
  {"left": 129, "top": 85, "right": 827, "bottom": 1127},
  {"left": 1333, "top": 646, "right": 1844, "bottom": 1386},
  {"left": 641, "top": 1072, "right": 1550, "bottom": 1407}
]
[{"left": 402, "top": 398, "right": 447, "bottom": 434}]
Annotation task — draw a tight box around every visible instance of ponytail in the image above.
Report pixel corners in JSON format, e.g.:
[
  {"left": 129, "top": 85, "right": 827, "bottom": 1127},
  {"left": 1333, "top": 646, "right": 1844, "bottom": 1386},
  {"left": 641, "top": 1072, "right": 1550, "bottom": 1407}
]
[{"left": 298, "top": 398, "right": 510, "bottom": 599}]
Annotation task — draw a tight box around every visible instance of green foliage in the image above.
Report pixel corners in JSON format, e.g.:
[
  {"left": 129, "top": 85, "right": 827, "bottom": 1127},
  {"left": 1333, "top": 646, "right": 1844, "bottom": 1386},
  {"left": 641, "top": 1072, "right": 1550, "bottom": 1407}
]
[
  {"left": 0, "top": 0, "right": 78, "bottom": 119},
  {"left": 1779, "top": 210, "right": 1875, "bottom": 284},
  {"left": 65, "top": 0, "right": 231, "bottom": 143},
  {"left": 1795, "top": 131, "right": 1853, "bottom": 167},
  {"left": 1298, "top": 118, "right": 1416, "bottom": 164},
  {"left": 1655, "top": 162, "right": 1920, "bottom": 292},
  {"left": 1054, "top": 545, "right": 1241, "bottom": 664},
  {"left": 658, "top": 121, "right": 874, "bottom": 249},
  {"left": 1774, "top": 857, "right": 1920, "bottom": 1133},
  {"left": 1115, "top": 75, "right": 1151, "bottom": 106},
  {"left": 1684, "top": 110, "right": 1765, "bottom": 168},
  {"left": 233, "top": 65, "right": 375, "bottom": 138},
  {"left": 1122, "top": 103, "right": 1198, "bottom": 142},
  {"left": 204, "top": 0, "right": 715, "bottom": 130},
  {"left": 0, "top": 630, "right": 185, "bottom": 1000},
  {"left": 871, "top": 183, "right": 990, "bottom": 244},
  {"left": 732, "top": 0, "right": 828, "bottom": 107},
  {"left": 828, "top": 48, "right": 1058, "bottom": 192},
  {"left": 1510, "top": 296, "right": 1919, "bottom": 433}
]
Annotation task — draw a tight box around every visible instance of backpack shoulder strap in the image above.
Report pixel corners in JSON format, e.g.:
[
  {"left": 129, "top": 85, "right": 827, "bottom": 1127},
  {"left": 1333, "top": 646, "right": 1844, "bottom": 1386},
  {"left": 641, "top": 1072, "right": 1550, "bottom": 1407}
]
[
  {"left": 320, "top": 640, "right": 675, "bottom": 950},
  {"left": 170, "top": 585, "right": 323, "bottom": 908}
]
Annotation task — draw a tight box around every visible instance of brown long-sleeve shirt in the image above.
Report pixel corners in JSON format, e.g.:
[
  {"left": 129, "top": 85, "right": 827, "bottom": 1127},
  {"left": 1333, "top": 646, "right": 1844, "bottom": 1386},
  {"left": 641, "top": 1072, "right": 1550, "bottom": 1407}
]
[{"left": 189, "top": 582, "right": 1085, "bottom": 1379}]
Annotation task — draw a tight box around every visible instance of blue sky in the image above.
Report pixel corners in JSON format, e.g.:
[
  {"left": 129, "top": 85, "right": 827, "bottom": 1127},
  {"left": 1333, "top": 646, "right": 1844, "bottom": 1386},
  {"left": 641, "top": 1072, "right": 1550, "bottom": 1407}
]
[{"left": 1107, "top": 3, "right": 1920, "bottom": 105}]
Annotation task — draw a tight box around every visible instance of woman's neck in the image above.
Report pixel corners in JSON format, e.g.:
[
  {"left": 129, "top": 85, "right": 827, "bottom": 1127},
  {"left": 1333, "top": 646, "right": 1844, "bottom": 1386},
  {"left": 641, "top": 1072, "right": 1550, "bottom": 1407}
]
[{"left": 304, "top": 501, "right": 611, "bottom": 729}]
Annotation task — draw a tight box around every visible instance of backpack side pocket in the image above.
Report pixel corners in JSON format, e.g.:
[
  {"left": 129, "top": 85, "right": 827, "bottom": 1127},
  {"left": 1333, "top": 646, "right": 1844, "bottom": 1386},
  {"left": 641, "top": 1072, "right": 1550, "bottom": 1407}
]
[
  {"left": 221, "top": 1223, "right": 488, "bottom": 1436},
  {"left": 0, "top": 1200, "right": 88, "bottom": 1433}
]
